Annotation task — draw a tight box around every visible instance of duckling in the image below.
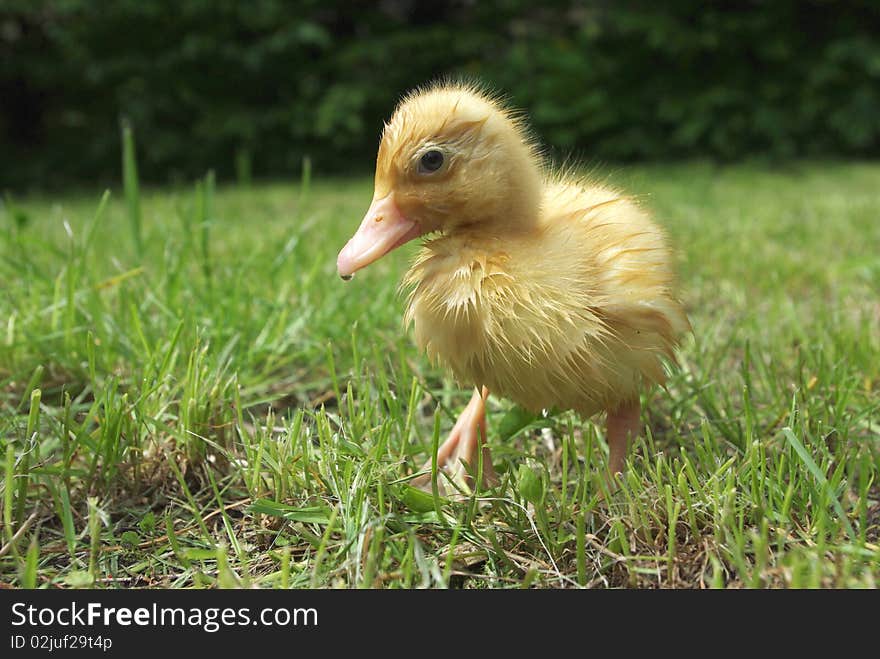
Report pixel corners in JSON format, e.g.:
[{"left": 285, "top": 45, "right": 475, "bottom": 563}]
[{"left": 337, "top": 82, "right": 690, "bottom": 492}]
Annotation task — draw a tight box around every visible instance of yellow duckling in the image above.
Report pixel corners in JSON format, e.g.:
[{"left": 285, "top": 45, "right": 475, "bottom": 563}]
[{"left": 337, "top": 82, "right": 690, "bottom": 490}]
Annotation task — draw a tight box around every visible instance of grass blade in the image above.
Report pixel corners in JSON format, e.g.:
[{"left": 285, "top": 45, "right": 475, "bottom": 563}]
[
  {"left": 120, "top": 119, "right": 143, "bottom": 256},
  {"left": 782, "top": 427, "right": 856, "bottom": 542}
]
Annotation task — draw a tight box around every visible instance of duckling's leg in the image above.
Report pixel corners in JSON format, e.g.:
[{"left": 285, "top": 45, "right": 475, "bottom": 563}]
[
  {"left": 411, "top": 387, "right": 497, "bottom": 495},
  {"left": 606, "top": 399, "right": 641, "bottom": 476}
]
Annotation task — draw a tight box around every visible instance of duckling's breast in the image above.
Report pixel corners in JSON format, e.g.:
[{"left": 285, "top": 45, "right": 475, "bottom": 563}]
[{"left": 402, "top": 235, "right": 644, "bottom": 416}]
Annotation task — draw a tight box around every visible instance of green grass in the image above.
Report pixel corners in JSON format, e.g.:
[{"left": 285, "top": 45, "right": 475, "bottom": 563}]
[{"left": 1, "top": 161, "right": 878, "bottom": 588}]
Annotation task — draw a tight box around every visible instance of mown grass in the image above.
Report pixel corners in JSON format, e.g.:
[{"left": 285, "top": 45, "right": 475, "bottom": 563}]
[{"left": 1, "top": 161, "right": 878, "bottom": 588}]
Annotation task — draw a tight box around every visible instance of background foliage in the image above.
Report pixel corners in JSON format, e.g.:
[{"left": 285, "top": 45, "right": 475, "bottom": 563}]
[{"left": 2, "top": 0, "right": 879, "bottom": 188}]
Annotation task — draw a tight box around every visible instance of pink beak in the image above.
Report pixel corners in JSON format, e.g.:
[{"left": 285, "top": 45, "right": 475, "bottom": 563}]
[{"left": 337, "top": 194, "right": 422, "bottom": 279}]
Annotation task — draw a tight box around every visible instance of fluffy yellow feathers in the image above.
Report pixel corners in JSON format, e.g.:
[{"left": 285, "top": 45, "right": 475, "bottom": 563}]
[{"left": 337, "top": 81, "right": 690, "bottom": 480}]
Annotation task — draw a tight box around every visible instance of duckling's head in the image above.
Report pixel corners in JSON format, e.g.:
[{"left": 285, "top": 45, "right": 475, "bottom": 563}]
[{"left": 337, "top": 82, "right": 543, "bottom": 278}]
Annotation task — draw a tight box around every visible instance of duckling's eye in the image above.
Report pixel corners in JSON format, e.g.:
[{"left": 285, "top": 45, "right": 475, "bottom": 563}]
[{"left": 418, "top": 150, "right": 444, "bottom": 174}]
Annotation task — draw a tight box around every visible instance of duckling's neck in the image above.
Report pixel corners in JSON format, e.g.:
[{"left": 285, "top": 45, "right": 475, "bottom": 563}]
[
  {"left": 496, "top": 139, "right": 544, "bottom": 231},
  {"left": 457, "top": 158, "right": 544, "bottom": 236},
  {"left": 494, "top": 183, "right": 542, "bottom": 232}
]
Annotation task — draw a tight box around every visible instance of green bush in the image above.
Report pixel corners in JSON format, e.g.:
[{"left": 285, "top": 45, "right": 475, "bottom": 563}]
[{"left": 1, "top": 1, "right": 878, "bottom": 189}]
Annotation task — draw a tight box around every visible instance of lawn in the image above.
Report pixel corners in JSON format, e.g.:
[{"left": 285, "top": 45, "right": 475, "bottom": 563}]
[{"left": 1, "top": 161, "right": 878, "bottom": 588}]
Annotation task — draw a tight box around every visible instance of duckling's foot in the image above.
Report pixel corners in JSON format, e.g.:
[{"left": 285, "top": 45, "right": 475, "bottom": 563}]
[
  {"left": 605, "top": 398, "right": 642, "bottom": 477},
  {"left": 411, "top": 387, "right": 498, "bottom": 496}
]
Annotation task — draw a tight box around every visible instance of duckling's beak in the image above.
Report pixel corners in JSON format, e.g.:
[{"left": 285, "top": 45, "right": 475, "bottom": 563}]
[{"left": 337, "top": 193, "right": 422, "bottom": 279}]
